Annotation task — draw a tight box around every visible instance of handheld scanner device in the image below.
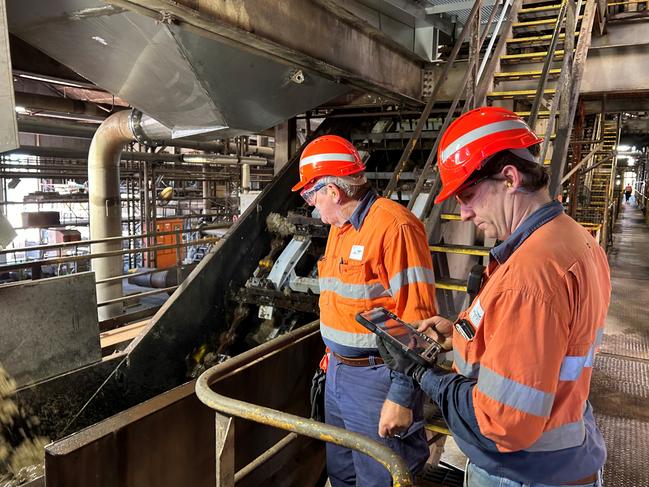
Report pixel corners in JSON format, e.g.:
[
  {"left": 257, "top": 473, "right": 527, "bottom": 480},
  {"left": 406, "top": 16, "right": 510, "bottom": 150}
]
[{"left": 356, "top": 307, "right": 444, "bottom": 365}]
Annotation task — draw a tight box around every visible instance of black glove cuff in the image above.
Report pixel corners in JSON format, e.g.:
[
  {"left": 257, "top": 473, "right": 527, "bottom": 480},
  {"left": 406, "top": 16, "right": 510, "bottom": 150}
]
[{"left": 412, "top": 365, "right": 427, "bottom": 384}]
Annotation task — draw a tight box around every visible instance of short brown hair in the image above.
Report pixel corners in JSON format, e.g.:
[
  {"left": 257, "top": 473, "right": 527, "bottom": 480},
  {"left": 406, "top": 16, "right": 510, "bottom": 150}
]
[{"left": 469, "top": 149, "right": 549, "bottom": 192}]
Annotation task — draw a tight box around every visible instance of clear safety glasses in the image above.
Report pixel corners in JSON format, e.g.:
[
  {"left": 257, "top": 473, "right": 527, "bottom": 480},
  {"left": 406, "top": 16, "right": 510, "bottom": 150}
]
[
  {"left": 300, "top": 180, "right": 327, "bottom": 206},
  {"left": 454, "top": 175, "right": 496, "bottom": 206}
]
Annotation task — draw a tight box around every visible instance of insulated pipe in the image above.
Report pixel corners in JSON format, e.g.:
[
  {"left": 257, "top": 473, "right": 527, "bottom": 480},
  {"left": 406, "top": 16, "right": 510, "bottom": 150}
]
[
  {"left": 15, "top": 92, "right": 117, "bottom": 118},
  {"left": 17, "top": 114, "right": 274, "bottom": 156},
  {"left": 16, "top": 115, "right": 228, "bottom": 153},
  {"left": 89, "top": 110, "right": 136, "bottom": 320},
  {"left": 6, "top": 146, "right": 269, "bottom": 165},
  {"left": 241, "top": 163, "right": 251, "bottom": 192}
]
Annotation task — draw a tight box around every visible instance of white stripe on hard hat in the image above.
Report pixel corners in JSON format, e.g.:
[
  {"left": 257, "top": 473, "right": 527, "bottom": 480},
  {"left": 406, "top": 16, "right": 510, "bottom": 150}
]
[
  {"left": 300, "top": 152, "right": 356, "bottom": 168},
  {"left": 441, "top": 119, "right": 531, "bottom": 162}
]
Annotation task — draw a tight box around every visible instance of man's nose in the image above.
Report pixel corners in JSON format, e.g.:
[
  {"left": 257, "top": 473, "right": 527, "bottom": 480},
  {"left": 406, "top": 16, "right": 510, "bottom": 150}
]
[{"left": 460, "top": 204, "right": 474, "bottom": 221}]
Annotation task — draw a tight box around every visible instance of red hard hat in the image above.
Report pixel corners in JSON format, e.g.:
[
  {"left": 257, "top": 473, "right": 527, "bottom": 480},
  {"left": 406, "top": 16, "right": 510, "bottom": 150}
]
[
  {"left": 291, "top": 135, "right": 365, "bottom": 192},
  {"left": 434, "top": 107, "right": 543, "bottom": 203}
]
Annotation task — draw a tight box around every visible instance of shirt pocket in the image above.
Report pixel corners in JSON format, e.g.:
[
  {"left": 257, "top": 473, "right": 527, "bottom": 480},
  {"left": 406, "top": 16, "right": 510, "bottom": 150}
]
[{"left": 336, "top": 261, "right": 371, "bottom": 305}]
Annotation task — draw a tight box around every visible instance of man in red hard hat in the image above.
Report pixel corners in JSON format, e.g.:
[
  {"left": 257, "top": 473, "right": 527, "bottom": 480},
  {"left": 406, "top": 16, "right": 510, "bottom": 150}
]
[
  {"left": 377, "top": 107, "right": 610, "bottom": 486},
  {"left": 293, "top": 135, "right": 436, "bottom": 486}
]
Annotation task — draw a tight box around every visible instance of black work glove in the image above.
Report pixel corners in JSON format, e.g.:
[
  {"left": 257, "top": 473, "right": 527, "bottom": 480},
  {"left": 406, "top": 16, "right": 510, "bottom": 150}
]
[{"left": 377, "top": 337, "right": 430, "bottom": 384}]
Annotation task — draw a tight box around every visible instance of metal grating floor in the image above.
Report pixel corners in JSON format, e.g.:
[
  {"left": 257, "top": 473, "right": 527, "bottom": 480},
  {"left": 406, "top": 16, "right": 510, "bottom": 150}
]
[{"left": 591, "top": 204, "right": 649, "bottom": 487}]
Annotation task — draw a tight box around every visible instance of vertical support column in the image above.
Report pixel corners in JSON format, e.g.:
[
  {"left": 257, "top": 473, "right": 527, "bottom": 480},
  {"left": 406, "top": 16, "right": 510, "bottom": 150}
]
[
  {"left": 467, "top": 7, "right": 481, "bottom": 109},
  {"left": 203, "top": 165, "right": 211, "bottom": 213},
  {"left": 0, "top": 0, "right": 18, "bottom": 153},
  {"left": 151, "top": 162, "right": 158, "bottom": 268},
  {"left": 241, "top": 164, "right": 251, "bottom": 193},
  {"left": 568, "top": 101, "right": 585, "bottom": 217},
  {"left": 143, "top": 159, "right": 151, "bottom": 266},
  {"left": 215, "top": 413, "right": 235, "bottom": 487},
  {"left": 274, "top": 118, "right": 297, "bottom": 175}
]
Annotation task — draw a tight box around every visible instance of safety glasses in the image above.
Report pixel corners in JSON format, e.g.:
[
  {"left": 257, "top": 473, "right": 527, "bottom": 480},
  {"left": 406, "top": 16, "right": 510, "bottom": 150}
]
[
  {"left": 300, "top": 180, "right": 327, "bottom": 206},
  {"left": 454, "top": 175, "right": 495, "bottom": 206}
]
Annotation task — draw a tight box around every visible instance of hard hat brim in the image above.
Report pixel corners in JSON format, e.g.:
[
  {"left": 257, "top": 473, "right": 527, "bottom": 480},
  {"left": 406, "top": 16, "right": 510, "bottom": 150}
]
[{"left": 291, "top": 179, "right": 308, "bottom": 192}]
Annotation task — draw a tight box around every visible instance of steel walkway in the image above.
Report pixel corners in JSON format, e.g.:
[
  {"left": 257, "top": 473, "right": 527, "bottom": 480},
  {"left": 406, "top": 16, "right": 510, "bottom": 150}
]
[{"left": 591, "top": 202, "right": 649, "bottom": 487}]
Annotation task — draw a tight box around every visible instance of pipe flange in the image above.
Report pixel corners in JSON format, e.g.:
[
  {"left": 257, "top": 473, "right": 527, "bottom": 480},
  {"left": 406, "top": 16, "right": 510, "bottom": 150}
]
[{"left": 128, "top": 110, "right": 160, "bottom": 147}]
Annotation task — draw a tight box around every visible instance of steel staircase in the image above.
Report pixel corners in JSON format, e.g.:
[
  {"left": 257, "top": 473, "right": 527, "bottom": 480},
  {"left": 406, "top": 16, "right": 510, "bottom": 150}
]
[{"left": 386, "top": 0, "right": 596, "bottom": 316}]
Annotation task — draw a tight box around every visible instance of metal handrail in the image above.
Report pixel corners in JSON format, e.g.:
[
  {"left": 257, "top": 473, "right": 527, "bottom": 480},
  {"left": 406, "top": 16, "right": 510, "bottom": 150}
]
[
  {"left": 0, "top": 222, "right": 231, "bottom": 255},
  {"left": 0, "top": 236, "right": 219, "bottom": 272},
  {"left": 195, "top": 322, "right": 413, "bottom": 487}
]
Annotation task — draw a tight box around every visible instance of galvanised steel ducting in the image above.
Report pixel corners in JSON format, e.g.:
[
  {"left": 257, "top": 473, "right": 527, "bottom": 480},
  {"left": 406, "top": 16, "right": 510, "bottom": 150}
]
[{"left": 7, "top": 0, "right": 350, "bottom": 138}]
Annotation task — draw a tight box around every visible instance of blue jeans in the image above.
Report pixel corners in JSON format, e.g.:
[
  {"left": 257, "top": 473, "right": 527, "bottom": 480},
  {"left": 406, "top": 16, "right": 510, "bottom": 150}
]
[
  {"left": 466, "top": 462, "right": 603, "bottom": 487},
  {"left": 324, "top": 354, "right": 429, "bottom": 487}
]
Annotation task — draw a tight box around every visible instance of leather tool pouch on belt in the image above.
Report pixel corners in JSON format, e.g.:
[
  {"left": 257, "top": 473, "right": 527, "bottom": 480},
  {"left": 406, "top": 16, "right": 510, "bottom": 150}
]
[{"left": 309, "top": 351, "right": 329, "bottom": 421}]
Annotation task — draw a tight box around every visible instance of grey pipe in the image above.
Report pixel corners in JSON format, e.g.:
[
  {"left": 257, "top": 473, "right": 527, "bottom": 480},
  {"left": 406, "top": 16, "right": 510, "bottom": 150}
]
[
  {"left": 16, "top": 113, "right": 274, "bottom": 156},
  {"left": 17, "top": 115, "right": 229, "bottom": 153},
  {"left": 15, "top": 92, "right": 119, "bottom": 118},
  {"left": 6, "top": 145, "right": 269, "bottom": 165},
  {"left": 89, "top": 110, "right": 135, "bottom": 320}
]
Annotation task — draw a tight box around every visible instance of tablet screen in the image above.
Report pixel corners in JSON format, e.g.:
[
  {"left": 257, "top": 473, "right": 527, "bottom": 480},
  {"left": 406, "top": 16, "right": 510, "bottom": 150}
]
[{"left": 362, "top": 308, "right": 432, "bottom": 353}]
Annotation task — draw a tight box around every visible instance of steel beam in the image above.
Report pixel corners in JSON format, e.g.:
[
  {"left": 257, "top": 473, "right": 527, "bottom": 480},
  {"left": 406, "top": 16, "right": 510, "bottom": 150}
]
[
  {"left": 107, "top": 0, "right": 424, "bottom": 103},
  {"left": 426, "top": 0, "right": 498, "bottom": 15},
  {"left": 0, "top": 0, "right": 18, "bottom": 152}
]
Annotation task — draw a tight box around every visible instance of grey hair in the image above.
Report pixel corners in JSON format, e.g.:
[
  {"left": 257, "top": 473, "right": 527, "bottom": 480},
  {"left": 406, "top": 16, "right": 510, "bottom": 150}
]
[{"left": 319, "top": 173, "right": 369, "bottom": 199}]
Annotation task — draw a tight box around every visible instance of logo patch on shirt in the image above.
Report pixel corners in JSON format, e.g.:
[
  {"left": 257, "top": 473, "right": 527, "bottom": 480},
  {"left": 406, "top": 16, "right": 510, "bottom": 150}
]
[
  {"left": 349, "top": 245, "right": 364, "bottom": 261},
  {"left": 468, "top": 299, "right": 484, "bottom": 328}
]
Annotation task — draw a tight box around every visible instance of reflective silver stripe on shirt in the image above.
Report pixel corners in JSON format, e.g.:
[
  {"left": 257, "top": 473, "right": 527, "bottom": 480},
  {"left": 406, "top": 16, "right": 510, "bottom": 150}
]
[
  {"left": 477, "top": 365, "right": 555, "bottom": 417},
  {"left": 319, "top": 277, "right": 391, "bottom": 300},
  {"left": 453, "top": 350, "right": 480, "bottom": 379},
  {"left": 525, "top": 416, "right": 586, "bottom": 452},
  {"left": 300, "top": 152, "right": 356, "bottom": 168},
  {"left": 559, "top": 328, "right": 604, "bottom": 381},
  {"left": 441, "top": 120, "right": 531, "bottom": 162},
  {"left": 320, "top": 321, "right": 377, "bottom": 348},
  {"left": 389, "top": 266, "right": 435, "bottom": 294}
]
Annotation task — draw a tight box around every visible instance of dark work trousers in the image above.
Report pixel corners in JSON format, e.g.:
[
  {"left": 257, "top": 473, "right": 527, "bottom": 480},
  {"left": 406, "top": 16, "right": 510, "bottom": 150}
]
[{"left": 324, "top": 353, "right": 429, "bottom": 487}]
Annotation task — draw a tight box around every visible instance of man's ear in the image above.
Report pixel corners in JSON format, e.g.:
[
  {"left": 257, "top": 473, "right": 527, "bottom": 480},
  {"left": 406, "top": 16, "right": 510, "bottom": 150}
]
[
  {"left": 502, "top": 165, "right": 522, "bottom": 189},
  {"left": 327, "top": 183, "right": 342, "bottom": 203}
]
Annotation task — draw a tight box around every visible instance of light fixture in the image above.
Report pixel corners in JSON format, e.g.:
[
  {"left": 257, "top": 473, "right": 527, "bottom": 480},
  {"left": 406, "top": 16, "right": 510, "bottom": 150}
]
[{"left": 14, "top": 106, "right": 28, "bottom": 114}]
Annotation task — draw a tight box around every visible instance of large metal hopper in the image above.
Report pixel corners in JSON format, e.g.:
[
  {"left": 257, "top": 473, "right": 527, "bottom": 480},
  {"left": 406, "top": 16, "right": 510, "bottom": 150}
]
[{"left": 7, "top": 0, "right": 350, "bottom": 137}]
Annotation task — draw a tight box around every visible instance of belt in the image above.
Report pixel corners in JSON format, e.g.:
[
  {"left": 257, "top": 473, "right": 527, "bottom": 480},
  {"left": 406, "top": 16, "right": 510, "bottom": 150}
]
[
  {"left": 565, "top": 473, "right": 598, "bottom": 485},
  {"left": 333, "top": 352, "right": 384, "bottom": 367}
]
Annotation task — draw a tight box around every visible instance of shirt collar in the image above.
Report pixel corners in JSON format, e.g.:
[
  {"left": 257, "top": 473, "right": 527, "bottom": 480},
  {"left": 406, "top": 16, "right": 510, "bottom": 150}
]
[
  {"left": 349, "top": 188, "right": 379, "bottom": 231},
  {"left": 490, "top": 200, "right": 564, "bottom": 264}
]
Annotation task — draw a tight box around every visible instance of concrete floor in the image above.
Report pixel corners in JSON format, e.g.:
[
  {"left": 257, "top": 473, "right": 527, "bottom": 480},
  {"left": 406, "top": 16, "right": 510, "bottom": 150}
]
[{"left": 591, "top": 201, "right": 649, "bottom": 487}]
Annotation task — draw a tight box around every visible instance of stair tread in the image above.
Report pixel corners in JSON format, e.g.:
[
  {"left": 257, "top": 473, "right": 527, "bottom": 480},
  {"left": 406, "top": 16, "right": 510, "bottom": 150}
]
[
  {"left": 494, "top": 68, "right": 561, "bottom": 79},
  {"left": 436, "top": 278, "right": 468, "bottom": 292},
  {"left": 501, "top": 49, "right": 566, "bottom": 60},
  {"left": 513, "top": 15, "right": 583, "bottom": 28},
  {"left": 430, "top": 244, "right": 491, "bottom": 256},
  {"left": 488, "top": 88, "right": 556, "bottom": 98},
  {"left": 508, "top": 32, "right": 579, "bottom": 45}
]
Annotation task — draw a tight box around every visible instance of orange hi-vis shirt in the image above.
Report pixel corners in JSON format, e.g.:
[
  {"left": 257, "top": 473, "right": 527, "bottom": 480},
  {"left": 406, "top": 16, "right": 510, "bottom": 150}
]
[
  {"left": 455, "top": 211, "right": 610, "bottom": 454},
  {"left": 318, "top": 195, "right": 437, "bottom": 353}
]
